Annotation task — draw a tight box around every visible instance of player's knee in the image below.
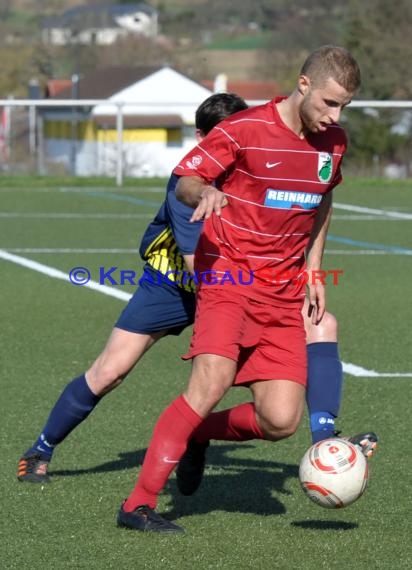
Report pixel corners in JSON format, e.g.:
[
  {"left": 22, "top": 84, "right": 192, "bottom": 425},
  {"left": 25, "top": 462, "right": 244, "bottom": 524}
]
[
  {"left": 185, "top": 379, "right": 229, "bottom": 416},
  {"left": 187, "top": 359, "right": 234, "bottom": 413},
  {"left": 266, "top": 421, "right": 299, "bottom": 441},
  {"left": 257, "top": 409, "right": 301, "bottom": 441},
  {"left": 86, "top": 360, "right": 126, "bottom": 395},
  {"left": 204, "top": 382, "right": 228, "bottom": 407},
  {"left": 192, "top": 374, "right": 229, "bottom": 406},
  {"left": 306, "top": 311, "right": 338, "bottom": 343}
]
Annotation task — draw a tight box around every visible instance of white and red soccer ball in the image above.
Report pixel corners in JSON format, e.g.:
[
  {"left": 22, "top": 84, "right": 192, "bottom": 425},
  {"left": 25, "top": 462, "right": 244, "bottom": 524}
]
[{"left": 299, "top": 438, "right": 369, "bottom": 508}]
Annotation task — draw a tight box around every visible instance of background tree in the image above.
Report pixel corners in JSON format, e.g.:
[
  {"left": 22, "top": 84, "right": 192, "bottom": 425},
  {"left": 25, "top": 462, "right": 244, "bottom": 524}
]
[
  {"left": 0, "top": 0, "right": 12, "bottom": 20},
  {"left": 344, "top": 0, "right": 412, "bottom": 99},
  {"left": 1, "top": 0, "right": 412, "bottom": 174},
  {"left": 342, "top": 0, "right": 412, "bottom": 172}
]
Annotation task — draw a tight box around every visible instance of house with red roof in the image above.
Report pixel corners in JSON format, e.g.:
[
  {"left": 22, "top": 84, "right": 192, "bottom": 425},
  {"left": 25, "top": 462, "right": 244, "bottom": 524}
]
[
  {"left": 43, "top": 66, "right": 212, "bottom": 176},
  {"left": 42, "top": 66, "right": 280, "bottom": 177}
]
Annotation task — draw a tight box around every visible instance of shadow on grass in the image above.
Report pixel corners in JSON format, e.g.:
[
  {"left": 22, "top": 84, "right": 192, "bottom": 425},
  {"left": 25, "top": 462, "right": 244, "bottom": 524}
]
[
  {"left": 51, "top": 443, "right": 299, "bottom": 517},
  {"left": 166, "top": 444, "right": 299, "bottom": 517},
  {"left": 291, "top": 520, "right": 358, "bottom": 531},
  {"left": 50, "top": 448, "right": 147, "bottom": 477}
]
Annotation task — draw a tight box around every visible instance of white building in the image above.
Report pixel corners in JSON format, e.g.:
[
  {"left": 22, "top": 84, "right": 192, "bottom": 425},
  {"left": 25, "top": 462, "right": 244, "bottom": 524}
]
[
  {"left": 43, "top": 66, "right": 213, "bottom": 177},
  {"left": 42, "top": 3, "right": 158, "bottom": 46}
]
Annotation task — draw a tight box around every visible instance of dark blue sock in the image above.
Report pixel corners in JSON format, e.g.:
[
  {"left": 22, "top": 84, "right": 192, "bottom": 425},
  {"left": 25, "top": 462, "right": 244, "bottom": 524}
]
[
  {"left": 306, "top": 342, "right": 343, "bottom": 444},
  {"left": 25, "top": 374, "right": 101, "bottom": 460}
]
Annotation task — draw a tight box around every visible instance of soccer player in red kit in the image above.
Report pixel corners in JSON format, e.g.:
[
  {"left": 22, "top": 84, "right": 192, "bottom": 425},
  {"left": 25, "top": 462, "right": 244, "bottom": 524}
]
[{"left": 117, "top": 45, "right": 373, "bottom": 534}]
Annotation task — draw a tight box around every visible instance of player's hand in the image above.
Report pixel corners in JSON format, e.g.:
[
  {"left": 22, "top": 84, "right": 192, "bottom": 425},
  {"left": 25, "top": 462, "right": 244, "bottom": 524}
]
[
  {"left": 190, "top": 187, "right": 228, "bottom": 222},
  {"left": 306, "top": 281, "right": 326, "bottom": 324}
]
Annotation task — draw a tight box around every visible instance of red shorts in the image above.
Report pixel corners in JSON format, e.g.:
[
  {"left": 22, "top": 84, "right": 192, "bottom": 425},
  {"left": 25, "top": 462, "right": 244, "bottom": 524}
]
[{"left": 183, "top": 287, "right": 307, "bottom": 386}]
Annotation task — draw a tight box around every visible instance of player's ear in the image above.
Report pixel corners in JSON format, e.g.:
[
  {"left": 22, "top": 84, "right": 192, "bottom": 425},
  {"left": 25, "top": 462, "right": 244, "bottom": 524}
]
[
  {"left": 298, "top": 75, "right": 310, "bottom": 96},
  {"left": 195, "top": 128, "right": 205, "bottom": 142}
]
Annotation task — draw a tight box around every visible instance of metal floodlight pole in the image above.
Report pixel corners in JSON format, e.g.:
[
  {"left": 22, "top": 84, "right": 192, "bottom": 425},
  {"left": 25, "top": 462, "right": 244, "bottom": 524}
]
[
  {"left": 29, "top": 105, "right": 36, "bottom": 155},
  {"left": 70, "top": 74, "right": 79, "bottom": 175},
  {"left": 36, "top": 113, "right": 45, "bottom": 175},
  {"left": 116, "top": 103, "right": 124, "bottom": 187}
]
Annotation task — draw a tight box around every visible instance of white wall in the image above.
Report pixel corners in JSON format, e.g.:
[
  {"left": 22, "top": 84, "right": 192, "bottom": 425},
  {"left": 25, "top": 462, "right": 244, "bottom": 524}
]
[{"left": 44, "top": 136, "right": 198, "bottom": 177}]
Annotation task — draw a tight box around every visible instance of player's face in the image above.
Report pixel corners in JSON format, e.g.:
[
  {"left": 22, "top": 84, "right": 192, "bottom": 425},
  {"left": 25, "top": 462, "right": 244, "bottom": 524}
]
[{"left": 299, "top": 76, "right": 353, "bottom": 134}]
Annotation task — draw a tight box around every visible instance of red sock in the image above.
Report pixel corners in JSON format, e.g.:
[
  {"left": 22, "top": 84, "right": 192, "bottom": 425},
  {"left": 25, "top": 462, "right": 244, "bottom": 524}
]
[
  {"left": 123, "top": 395, "right": 203, "bottom": 511},
  {"left": 194, "top": 402, "right": 264, "bottom": 442}
]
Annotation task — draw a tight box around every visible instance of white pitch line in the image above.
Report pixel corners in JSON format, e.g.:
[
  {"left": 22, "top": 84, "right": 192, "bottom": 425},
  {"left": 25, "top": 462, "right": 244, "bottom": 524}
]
[
  {"left": 0, "top": 213, "right": 152, "bottom": 219},
  {"left": 4, "top": 247, "right": 401, "bottom": 256},
  {"left": 324, "top": 249, "right": 412, "bottom": 255},
  {"left": 1, "top": 248, "right": 411, "bottom": 379},
  {"left": 0, "top": 186, "right": 166, "bottom": 194},
  {"left": 58, "top": 186, "right": 166, "bottom": 194},
  {"left": 5, "top": 248, "right": 139, "bottom": 254},
  {"left": 1, "top": 247, "right": 407, "bottom": 256},
  {"left": 342, "top": 362, "right": 412, "bottom": 378},
  {"left": 0, "top": 249, "right": 132, "bottom": 302},
  {"left": 0, "top": 212, "right": 407, "bottom": 222},
  {"left": 334, "top": 202, "right": 412, "bottom": 220},
  {"left": 332, "top": 214, "right": 411, "bottom": 221}
]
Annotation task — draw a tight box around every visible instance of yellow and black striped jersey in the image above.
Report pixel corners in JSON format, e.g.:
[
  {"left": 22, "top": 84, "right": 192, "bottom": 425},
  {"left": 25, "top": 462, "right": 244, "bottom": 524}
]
[{"left": 139, "top": 174, "right": 202, "bottom": 293}]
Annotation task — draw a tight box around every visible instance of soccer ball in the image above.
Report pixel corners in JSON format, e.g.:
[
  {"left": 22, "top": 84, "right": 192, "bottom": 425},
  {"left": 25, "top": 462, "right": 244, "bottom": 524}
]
[{"left": 299, "top": 438, "right": 369, "bottom": 509}]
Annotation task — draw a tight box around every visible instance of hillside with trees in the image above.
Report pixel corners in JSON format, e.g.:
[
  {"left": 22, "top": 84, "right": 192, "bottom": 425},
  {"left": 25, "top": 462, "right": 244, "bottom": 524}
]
[
  {"left": 1, "top": 0, "right": 411, "bottom": 98},
  {"left": 1, "top": 0, "right": 412, "bottom": 173}
]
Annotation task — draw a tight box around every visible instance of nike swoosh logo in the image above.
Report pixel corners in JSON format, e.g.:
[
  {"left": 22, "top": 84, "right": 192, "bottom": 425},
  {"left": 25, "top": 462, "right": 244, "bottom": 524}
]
[
  {"left": 266, "top": 161, "right": 282, "bottom": 168},
  {"left": 163, "top": 457, "right": 179, "bottom": 464}
]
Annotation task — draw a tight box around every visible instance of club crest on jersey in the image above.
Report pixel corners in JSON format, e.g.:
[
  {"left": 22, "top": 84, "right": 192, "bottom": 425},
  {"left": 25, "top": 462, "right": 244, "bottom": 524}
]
[
  {"left": 264, "top": 189, "right": 322, "bottom": 210},
  {"left": 318, "top": 152, "right": 333, "bottom": 182},
  {"left": 186, "top": 155, "right": 203, "bottom": 169}
]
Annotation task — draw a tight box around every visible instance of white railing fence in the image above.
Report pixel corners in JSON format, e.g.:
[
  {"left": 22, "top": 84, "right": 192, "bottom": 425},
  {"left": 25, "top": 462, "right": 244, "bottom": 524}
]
[{"left": 1, "top": 99, "right": 412, "bottom": 186}]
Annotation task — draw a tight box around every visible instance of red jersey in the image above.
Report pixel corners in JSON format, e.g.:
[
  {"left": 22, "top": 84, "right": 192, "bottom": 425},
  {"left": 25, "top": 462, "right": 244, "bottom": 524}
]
[{"left": 173, "top": 98, "right": 347, "bottom": 307}]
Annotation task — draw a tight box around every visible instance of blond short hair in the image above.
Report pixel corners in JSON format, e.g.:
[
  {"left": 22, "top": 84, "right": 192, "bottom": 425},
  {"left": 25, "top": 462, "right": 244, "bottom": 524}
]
[{"left": 300, "top": 45, "right": 361, "bottom": 93}]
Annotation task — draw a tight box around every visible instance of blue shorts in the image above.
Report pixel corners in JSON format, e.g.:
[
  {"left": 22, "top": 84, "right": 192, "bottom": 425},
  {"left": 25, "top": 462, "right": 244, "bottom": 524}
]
[{"left": 115, "top": 266, "right": 196, "bottom": 336}]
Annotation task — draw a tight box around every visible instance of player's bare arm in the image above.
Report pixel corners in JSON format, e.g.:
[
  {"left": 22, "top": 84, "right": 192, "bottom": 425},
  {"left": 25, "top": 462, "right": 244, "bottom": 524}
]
[
  {"left": 183, "top": 254, "right": 195, "bottom": 275},
  {"left": 305, "top": 191, "right": 333, "bottom": 324},
  {"left": 176, "top": 176, "right": 228, "bottom": 221}
]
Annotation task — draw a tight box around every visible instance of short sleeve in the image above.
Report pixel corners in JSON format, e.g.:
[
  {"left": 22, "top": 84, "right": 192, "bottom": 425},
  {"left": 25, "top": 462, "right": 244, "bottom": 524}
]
[
  {"left": 166, "top": 174, "right": 203, "bottom": 255},
  {"left": 172, "top": 121, "right": 240, "bottom": 182}
]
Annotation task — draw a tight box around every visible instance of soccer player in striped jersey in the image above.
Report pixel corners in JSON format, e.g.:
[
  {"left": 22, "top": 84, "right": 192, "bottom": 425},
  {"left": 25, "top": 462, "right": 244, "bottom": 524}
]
[
  {"left": 18, "top": 90, "right": 375, "bottom": 492},
  {"left": 117, "top": 46, "right": 377, "bottom": 534}
]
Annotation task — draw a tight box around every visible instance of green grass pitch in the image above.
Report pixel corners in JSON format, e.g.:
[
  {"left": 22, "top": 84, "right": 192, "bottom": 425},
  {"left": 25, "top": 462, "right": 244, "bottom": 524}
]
[{"left": 0, "top": 176, "right": 411, "bottom": 569}]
